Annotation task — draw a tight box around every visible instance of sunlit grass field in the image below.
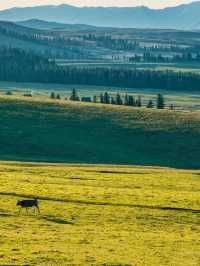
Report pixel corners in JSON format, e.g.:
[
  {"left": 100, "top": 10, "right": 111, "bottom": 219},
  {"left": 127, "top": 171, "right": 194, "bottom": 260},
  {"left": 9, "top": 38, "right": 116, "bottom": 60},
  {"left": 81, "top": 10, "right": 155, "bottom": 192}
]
[{"left": 0, "top": 161, "right": 199, "bottom": 266}]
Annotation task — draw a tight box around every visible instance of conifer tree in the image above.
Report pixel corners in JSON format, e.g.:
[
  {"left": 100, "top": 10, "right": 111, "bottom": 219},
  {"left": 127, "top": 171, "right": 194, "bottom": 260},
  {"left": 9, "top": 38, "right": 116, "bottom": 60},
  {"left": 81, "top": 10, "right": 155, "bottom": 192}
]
[
  {"left": 50, "top": 92, "right": 55, "bottom": 99},
  {"left": 111, "top": 97, "right": 116, "bottom": 105},
  {"left": 93, "top": 95, "right": 97, "bottom": 103},
  {"left": 116, "top": 93, "right": 123, "bottom": 105},
  {"left": 136, "top": 96, "right": 142, "bottom": 107},
  {"left": 157, "top": 94, "right": 165, "bottom": 109},
  {"left": 147, "top": 100, "right": 154, "bottom": 108},
  {"left": 104, "top": 92, "right": 110, "bottom": 104},
  {"left": 100, "top": 93, "right": 104, "bottom": 104},
  {"left": 128, "top": 95, "right": 135, "bottom": 107},
  {"left": 70, "top": 89, "right": 79, "bottom": 101},
  {"left": 56, "top": 93, "right": 61, "bottom": 100}
]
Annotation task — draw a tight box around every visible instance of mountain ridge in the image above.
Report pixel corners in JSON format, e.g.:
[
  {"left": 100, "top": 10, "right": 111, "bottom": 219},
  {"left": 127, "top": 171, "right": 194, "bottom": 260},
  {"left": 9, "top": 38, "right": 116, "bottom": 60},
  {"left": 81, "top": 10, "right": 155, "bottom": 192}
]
[
  {"left": 0, "top": 2, "right": 200, "bottom": 29},
  {"left": 16, "top": 19, "right": 97, "bottom": 31}
]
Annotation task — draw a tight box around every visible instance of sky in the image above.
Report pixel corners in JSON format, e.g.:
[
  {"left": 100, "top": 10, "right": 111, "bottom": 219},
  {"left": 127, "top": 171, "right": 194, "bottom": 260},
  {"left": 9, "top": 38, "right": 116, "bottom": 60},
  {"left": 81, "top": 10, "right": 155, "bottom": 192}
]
[{"left": 0, "top": 0, "right": 198, "bottom": 10}]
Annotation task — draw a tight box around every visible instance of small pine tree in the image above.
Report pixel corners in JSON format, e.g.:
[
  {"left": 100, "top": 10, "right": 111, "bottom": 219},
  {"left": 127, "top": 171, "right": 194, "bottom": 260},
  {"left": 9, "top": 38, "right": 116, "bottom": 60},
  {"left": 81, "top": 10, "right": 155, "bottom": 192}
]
[
  {"left": 93, "top": 95, "right": 97, "bottom": 103},
  {"left": 157, "top": 94, "right": 165, "bottom": 109},
  {"left": 111, "top": 97, "right": 116, "bottom": 105},
  {"left": 104, "top": 92, "right": 110, "bottom": 104},
  {"left": 128, "top": 95, "right": 135, "bottom": 106},
  {"left": 147, "top": 100, "right": 154, "bottom": 108},
  {"left": 100, "top": 93, "right": 104, "bottom": 104},
  {"left": 56, "top": 93, "right": 61, "bottom": 100},
  {"left": 136, "top": 96, "right": 142, "bottom": 107},
  {"left": 50, "top": 92, "right": 55, "bottom": 99},
  {"left": 116, "top": 93, "right": 123, "bottom": 105},
  {"left": 70, "top": 89, "right": 79, "bottom": 101}
]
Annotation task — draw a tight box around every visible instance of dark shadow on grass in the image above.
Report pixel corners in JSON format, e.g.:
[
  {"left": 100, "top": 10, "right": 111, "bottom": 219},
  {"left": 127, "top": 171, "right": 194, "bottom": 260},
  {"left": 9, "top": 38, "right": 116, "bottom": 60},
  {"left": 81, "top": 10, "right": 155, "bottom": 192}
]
[
  {"left": 0, "top": 208, "right": 73, "bottom": 224},
  {"left": 68, "top": 177, "right": 95, "bottom": 181},
  {"left": 41, "top": 215, "right": 74, "bottom": 225},
  {"left": 0, "top": 212, "right": 11, "bottom": 217},
  {"left": 1, "top": 192, "right": 200, "bottom": 215},
  {"left": 85, "top": 170, "right": 149, "bottom": 174}
]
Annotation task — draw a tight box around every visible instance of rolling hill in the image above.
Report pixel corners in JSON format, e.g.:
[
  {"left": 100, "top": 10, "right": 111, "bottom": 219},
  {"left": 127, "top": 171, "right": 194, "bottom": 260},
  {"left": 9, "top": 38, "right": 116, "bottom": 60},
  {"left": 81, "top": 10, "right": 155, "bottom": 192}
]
[
  {"left": 0, "top": 95, "right": 200, "bottom": 169},
  {"left": 0, "top": 21, "right": 93, "bottom": 59},
  {"left": 0, "top": 21, "right": 51, "bottom": 53},
  {"left": 16, "top": 19, "right": 97, "bottom": 31},
  {"left": 1, "top": 2, "right": 200, "bottom": 29}
]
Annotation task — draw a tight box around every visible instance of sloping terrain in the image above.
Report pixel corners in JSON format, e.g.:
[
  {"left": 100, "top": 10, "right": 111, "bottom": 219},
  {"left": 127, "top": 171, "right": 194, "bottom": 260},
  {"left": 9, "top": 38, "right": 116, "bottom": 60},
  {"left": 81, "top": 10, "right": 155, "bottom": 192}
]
[
  {"left": 17, "top": 19, "right": 97, "bottom": 31},
  {"left": 0, "top": 21, "right": 93, "bottom": 58},
  {"left": 0, "top": 96, "right": 200, "bottom": 168}
]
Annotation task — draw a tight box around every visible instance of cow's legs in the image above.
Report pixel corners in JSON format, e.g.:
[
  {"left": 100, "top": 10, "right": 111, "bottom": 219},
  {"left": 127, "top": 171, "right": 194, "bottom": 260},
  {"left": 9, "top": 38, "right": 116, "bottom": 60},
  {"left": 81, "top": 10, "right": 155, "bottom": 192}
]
[
  {"left": 18, "top": 207, "right": 22, "bottom": 214},
  {"left": 36, "top": 206, "right": 40, "bottom": 213}
]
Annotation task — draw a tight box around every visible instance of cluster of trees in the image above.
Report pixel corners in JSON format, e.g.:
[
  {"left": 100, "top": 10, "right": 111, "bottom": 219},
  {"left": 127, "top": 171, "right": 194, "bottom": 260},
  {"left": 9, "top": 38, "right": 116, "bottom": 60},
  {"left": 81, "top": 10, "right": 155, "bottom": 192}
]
[
  {"left": 98, "top": 92, "right": 142, "bottom": 106},
  {"left": 51, "top": 89, "right": 166, "bottom": 109},
  {"left": 1, "top": 47, "right": 200, "bottom": 91},
  {"left": 82, "top": 34, "right": 197, "bottom": 54},
  {"left": 129, "top": 52, "right": 200, "bottom": 63},
  {"left": 83, "top": 34, "right": 139, "bottom": 51}
]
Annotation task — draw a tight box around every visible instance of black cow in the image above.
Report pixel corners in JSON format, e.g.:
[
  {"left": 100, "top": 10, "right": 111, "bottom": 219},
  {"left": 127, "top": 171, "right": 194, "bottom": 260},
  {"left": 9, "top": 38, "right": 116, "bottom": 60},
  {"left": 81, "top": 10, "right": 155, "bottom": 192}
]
[{"left": 17, "top": 199, "right": 40, "bottom": 214}]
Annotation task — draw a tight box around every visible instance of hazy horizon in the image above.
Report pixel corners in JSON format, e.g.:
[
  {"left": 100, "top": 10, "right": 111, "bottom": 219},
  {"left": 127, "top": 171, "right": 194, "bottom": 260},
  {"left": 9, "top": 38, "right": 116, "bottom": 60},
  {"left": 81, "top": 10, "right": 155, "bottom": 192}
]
[{"left": 0, "top": 0, "right": 199, "bottom": 11}]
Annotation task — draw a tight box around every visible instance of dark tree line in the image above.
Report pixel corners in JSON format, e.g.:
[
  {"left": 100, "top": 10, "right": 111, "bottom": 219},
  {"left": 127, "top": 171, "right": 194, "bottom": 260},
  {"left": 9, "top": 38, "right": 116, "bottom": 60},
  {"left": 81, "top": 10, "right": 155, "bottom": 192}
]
[
  {"left": 82, "top": 34, "right": 197, "bottom": 54},
  {"left": 1, "top": 47, "right": 200, "bottom": 91},
  {"left": 52, "top": 89, "right": 166, "bottom": 110},
  {"left": 129, "top": 52, "right": 200, "bottom": 63}
]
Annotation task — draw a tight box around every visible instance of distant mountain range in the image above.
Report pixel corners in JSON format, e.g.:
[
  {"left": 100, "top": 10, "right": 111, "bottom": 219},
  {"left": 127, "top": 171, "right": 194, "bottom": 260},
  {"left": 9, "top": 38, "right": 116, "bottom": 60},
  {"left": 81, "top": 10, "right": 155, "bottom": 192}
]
[{"left": 0, "top": 2, "right": 200, "bottom": 30}]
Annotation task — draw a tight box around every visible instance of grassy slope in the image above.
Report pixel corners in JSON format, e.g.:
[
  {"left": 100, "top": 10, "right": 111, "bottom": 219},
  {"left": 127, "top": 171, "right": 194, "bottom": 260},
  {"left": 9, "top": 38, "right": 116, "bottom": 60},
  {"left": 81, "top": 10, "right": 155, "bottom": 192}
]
[
  {"left": 0, "top": 161, "right": 199, "bottom": 265},
  {"left": 0, "top": 96, "right": 200, "bottom": 168}
]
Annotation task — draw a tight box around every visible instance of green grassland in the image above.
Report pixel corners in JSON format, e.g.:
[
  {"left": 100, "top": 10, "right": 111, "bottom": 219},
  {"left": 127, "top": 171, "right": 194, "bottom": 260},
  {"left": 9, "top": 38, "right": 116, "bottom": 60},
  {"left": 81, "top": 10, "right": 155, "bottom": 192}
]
[
  {"left": 0, "top": 161, "right": 199, "bottom": 265},
  {"left": 0, "top": 95, "right": 200, "bottom": 168}
]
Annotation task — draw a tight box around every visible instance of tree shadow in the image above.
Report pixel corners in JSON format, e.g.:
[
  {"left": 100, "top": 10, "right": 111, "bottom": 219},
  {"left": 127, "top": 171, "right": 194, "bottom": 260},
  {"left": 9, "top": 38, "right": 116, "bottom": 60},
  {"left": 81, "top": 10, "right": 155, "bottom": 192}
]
[
  {"left": 0, "top": 212, "right": 11, "bottom": 217},
  {"left": 41, "top": 215, "right": 74, "bottom": 225}
]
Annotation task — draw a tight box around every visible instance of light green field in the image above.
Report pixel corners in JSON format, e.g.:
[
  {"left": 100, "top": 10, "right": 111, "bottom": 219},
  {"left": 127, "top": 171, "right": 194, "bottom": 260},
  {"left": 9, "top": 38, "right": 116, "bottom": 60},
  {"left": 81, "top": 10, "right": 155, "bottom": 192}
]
[{"left": 0, "top": 161, "right": 199, "bottom": 266}]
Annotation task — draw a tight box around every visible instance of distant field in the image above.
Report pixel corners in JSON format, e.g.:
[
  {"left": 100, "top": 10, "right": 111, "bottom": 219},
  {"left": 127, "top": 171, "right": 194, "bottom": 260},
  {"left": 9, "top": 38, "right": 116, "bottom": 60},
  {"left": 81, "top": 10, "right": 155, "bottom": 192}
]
[
  {"left": 56, "top": 60, "right": 176, "bottom": 69},
  {"left": 56, "top": 59, "right": 200, "bottom": 73},
  {"left": 0, "top": 161, "right": 199, "bottom": 265},
  {"left": 1, "top": 81, "right": 200, "bottom": 110},
  {"left": 0, "top": 95, "right": 200, "bottom": 168}
]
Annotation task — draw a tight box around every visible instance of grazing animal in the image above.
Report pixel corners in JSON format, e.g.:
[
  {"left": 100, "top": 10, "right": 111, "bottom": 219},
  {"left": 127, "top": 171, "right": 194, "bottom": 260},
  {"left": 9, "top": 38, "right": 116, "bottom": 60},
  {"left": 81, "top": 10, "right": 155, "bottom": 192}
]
[{"left": 17, "top": 199, "right": 40, "bottom": 214}]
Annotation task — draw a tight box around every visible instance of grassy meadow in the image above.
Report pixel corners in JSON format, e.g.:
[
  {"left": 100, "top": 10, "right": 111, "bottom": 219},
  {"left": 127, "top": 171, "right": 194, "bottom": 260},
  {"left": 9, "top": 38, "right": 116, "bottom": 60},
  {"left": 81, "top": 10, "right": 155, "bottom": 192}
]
[
  {"left": 0, "top": 95, "right": 200, "bottom": 168},
  {"left": 0, "top": 86, "right": 199, "bottom": 266},
  {"left": 0, "top": 161, "right": 199, "bottom": 266}
]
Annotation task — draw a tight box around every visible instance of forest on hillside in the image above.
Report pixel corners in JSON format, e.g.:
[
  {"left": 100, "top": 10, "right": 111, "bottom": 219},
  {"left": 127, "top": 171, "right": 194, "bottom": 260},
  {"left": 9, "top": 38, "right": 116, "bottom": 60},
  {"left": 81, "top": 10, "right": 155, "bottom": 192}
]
[{"left": 1, "top": 47, "right": 200, "bottom": 91}]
